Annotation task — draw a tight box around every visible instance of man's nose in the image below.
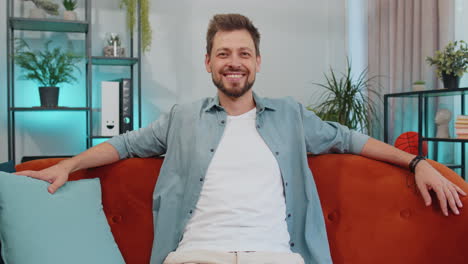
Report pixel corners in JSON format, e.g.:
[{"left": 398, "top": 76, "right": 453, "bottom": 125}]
[{"left": 227, "top": 54, "right": 242, "bottom": 68}]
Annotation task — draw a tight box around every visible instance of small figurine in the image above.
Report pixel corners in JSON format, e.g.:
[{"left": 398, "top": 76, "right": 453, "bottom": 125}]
[{"left": 435, "top": 109, "right": 452, "bottom": 138}]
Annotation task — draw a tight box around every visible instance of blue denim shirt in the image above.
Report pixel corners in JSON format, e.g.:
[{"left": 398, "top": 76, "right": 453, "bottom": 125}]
[{"left": 107, "top": 93, "right": 369, "bottom": 264}]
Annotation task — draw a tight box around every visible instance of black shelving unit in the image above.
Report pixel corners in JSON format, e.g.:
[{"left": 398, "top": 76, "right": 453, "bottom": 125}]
[
  {"left": 7, "top": 0, "right": 142, "bottom": 162},
  {"left": 384, "top": 87, "right": 468, "bottom": 179}
]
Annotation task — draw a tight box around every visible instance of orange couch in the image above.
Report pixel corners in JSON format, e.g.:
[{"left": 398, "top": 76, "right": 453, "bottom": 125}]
[{"left": 16, "top": 154, "right": 468, "bottom": 264}]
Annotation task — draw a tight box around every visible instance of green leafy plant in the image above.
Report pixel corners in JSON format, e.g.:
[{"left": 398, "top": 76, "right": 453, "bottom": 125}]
[
  {"left": 120, "top": 0, "right": 152, "bottom": 53},
  {"left": 14, "top": 39, "right": 82, "bottom": 87},
  {"left": 62, "top": 0, "right": 77, "bottom": 11},
  {"left": 309, "top": 61, "right": 381, "bottom": 133},
  {"left": 426, "top": 40, "right": 468, "bottom": 78},
  {"left": 413, "top": 80, "right": 426, "bottom": 85}
]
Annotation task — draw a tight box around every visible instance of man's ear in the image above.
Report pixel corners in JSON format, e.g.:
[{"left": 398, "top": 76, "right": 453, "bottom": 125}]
[
  {"left": 205, "top": 54, "right": 212, "bottom": 73},
  {"left": 256, "top": 55, "right": 261, "bottom": 73}
]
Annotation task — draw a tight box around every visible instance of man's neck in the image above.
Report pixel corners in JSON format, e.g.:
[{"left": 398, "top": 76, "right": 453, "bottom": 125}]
[{"left": 218, "top": 91, "right": 256, "bottom": 116}]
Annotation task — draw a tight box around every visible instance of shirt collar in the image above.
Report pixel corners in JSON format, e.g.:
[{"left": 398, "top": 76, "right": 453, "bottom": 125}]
[{"left": 203, "top": 91, "right": 276, "bottom": 112}]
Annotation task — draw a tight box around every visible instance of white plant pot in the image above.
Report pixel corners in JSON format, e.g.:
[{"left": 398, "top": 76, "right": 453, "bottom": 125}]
[
  {"left": 412, "top": 84, "right": 425, "bottom": 91},
  {"left": 63, "top": 11, "right": 77, "bottom": 20},
  {"left": 29, "top": 8, "right": 46, "bottom": 19}
]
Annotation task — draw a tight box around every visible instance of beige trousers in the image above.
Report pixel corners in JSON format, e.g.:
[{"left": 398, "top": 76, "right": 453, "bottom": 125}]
[{"left": 163, "top": 250, "right": 305, "bottom": 264}]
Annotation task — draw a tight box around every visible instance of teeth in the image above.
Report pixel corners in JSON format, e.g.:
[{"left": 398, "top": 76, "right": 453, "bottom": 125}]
[{"left": 226, "top": 74, "right": 243, "bottom": 78}]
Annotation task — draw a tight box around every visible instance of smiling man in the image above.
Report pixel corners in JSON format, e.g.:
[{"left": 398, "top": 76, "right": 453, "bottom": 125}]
[
  {"left": 206, "top": 27, "right": 260, "bottom": 99},
  {"left": 17, "top": 14, "right": 465, "bottom": 264}
]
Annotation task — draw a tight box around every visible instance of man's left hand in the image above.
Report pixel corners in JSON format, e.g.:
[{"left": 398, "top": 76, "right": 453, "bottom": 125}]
[{"left": 415, "top": 160, "right": 466, "bottom": 216}]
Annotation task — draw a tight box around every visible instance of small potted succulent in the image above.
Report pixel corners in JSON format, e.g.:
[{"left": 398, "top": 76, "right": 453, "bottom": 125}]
[
  {"left": 103, "top": 33, "right": 125, "bottom": 57},
  {"left": 63, "top": 0, "right": 78, "bottom": 20},
  {"left": 412, "top": 80, "right": 426, "bottom": 91},
  {"left": 426, "top": 40, "right": 468, "bottom": 90},
  {"left": 14, "top": 39, "right": 82, "bottom": 107}
]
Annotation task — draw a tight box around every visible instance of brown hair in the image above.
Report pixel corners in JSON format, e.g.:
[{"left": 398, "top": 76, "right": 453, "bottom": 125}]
[{"left": 206, "top": 14, "right": 261, "bottom": 56}]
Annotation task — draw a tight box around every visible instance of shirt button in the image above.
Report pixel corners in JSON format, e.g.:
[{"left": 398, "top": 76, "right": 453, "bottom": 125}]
[
  {"left": 275, "top": 151, "right": 279, "bottom": 155},
  {"left": 285, "top": 182, "right": 288, "bottom": 186},
  {"left": 290, "top": 242, "right": 295, "bottom": 247},
  {"left": 210, "top": 149, "right": 214, "bottom": 152},
  {"left": 288, "top": 213, "right": 291, "bottom": 218},
  {"left": 189, "top": 210, "right": 193, "bottom": 214},
  {"left": 221, "top": 120, "right": 225, "bottom": 124},
  {"left": 200, "top": 178, "right": 204, "bottom": 182},
  {"left": 256, "top": 125, "right": 260, "bottom": 128}
]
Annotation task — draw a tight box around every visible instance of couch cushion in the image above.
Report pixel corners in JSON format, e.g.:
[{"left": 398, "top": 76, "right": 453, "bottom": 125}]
[
  {"left": 0, "top": 161, "right": 15, "bottom": 264},
  {"left": 0, "top": 161, "right": 15, "bottom": 173},
  {"left": 0, "top": 172, "right": 125, "bottom": 264}
]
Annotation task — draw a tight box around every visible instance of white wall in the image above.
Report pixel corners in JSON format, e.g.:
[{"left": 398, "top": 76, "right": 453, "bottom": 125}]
[
  {"left": 347, "top": 0, "right": 368, "bottom": 78},
  {"left": 1, "top": 0, "right": 7, "bottom": 163},
  {"left": 455, "top": 0, "right": 468, "bottom": 88},
  {"left": 0, "top": 0, "right": 348, "bottom": 162}
]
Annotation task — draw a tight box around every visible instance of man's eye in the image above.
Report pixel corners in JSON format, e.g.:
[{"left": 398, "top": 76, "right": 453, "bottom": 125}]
[
  {"left": 241, "top": 52, "right": 251, "bottom": 57},
  {"left": 218, "top": 53, "right": 227, "bottom": 57}
]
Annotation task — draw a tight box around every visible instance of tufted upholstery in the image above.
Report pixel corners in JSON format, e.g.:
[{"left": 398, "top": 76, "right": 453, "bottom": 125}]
[{"left": 16, "top": 154, "right": 468, "bottom": 264}]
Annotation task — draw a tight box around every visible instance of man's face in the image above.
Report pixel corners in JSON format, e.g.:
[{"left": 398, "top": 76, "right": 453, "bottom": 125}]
[{"left": 205, "top": 29, "right": 261, "bottom": 98}]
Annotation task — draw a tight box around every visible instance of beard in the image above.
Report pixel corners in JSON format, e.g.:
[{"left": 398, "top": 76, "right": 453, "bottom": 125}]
[{"left": 212, "top": 68, "right": 256, "bottom": 98}]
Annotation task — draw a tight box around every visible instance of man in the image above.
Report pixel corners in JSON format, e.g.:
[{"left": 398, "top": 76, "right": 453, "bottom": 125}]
[{"left": 17, "top": 14, "right": 465, "bottom": 264}]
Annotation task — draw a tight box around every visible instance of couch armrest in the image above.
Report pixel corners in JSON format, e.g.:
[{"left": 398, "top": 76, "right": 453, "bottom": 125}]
[{"left": 309, "top": 154, "right": 468, "bottom": 264}]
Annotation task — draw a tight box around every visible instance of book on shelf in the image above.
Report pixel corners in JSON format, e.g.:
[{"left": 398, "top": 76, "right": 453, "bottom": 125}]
[
  {"left": 100, "top": 81, "right": 120, "bottom": 136},
  {"left": 96, "top": 79, "right": 134, "bottom": 137},
  {"left": 118, "top": 78, "right": 133, "bottom": 134},
  {"left": 455, "top": 116, "right": 468, "bottom": 137}
]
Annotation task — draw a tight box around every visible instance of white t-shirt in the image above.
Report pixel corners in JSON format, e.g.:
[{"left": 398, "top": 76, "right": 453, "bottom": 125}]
[{"left": 177, "top": 108, "right": 291, "bottom": 252}]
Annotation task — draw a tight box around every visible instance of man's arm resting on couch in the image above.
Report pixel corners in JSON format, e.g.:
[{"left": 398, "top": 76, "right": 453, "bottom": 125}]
[
  {"left": 360, "top": 137, "right": 466, "bottom": 216},
  {"left": 14, "top": 142, "right": 120, "bottom": 194}
]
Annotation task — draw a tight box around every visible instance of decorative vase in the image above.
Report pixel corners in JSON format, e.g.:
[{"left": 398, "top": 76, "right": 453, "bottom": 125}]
[
  {"left": 39, "top": 87, "right": 59, "bottom": 107},
  {"left": 441, "top": 73, "right": 460, "bottom": 90},
  {"left": 29, "top": 8, "right": 46, "bottom": 19},
  {"left": 103, "top": 46, "right": 125, "bottom": 57},
  {"left": 63, "top": 10, "right": 77, "bottom": 20}
]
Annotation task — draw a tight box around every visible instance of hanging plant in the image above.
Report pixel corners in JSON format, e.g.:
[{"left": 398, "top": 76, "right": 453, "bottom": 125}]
[{"left": 120, "top": 0, "right": 152, "bottom": 53}]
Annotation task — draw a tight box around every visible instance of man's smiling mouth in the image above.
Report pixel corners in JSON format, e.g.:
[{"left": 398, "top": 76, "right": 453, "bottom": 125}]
[{"left": 223, "top": 72, "right": 246, "bottom": 81}]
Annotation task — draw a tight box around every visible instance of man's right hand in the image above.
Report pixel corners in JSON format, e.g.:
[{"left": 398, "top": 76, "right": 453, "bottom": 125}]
[
  {"left": 14, "top": 163, "right": 71, "bottom": 194},
  {"left": 13, "top": 142, "right": 121, "bottom": 194}
]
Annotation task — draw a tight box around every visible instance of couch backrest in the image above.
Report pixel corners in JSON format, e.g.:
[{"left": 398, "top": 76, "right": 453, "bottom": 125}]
[{"left": 16, "top": 155, "right": 468, "bottom": 264}]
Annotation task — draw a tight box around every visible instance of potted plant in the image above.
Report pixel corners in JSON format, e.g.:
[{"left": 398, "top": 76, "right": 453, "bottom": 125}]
[
  {"left": 119, "top": 0, "right": 152, "bottom": 52},
  {"left": 103, "top": 33, "right": 125, "bottom": 57},
  {"left": 23, "top": 0, "right": 59, "bottom": 18},
  {"left": 63, "top": 0, "right": 78, "bottom": 20},
  {"left": 309, "top": 60, "right": 381, "bottom": 134},
  {"left": 14, "top": 39, "right": 82, "bottom": 107},
  {"left": 412, "top": 80, "right": 426, "bottom": 91},
  {"left": 426, "top": 40, "right": 468, "bottom": 90}
]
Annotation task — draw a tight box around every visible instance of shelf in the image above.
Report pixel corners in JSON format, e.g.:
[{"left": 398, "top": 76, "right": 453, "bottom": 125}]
[
  {"left": 384, "top": 87, "right": 468, "bottom": 98},
  {"left": 445, "top": 164, "right": 463, "bottom": 169},
  {"left": 89, "top": 136, "right": 113, "bottom": 139},
  {"left": 423, "top": 137, "right": 468, "bottom": 143},
  {"left": 10, "top": 107, "right": 91, "bottom": 111},
  {"left": 9, "top": 17, "right": 88, "bottom": 33},
  {"left": 91, "top": 56, "right": 139, "bottom": 66}
]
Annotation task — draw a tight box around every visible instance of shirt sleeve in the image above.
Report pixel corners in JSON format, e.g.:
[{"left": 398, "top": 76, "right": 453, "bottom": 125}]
[
  {"left": 300, "top": 103, "right": 369, "bottom": 155},
  {"left": 106, "top": 105, "right": 177, "bottom": 159}
]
